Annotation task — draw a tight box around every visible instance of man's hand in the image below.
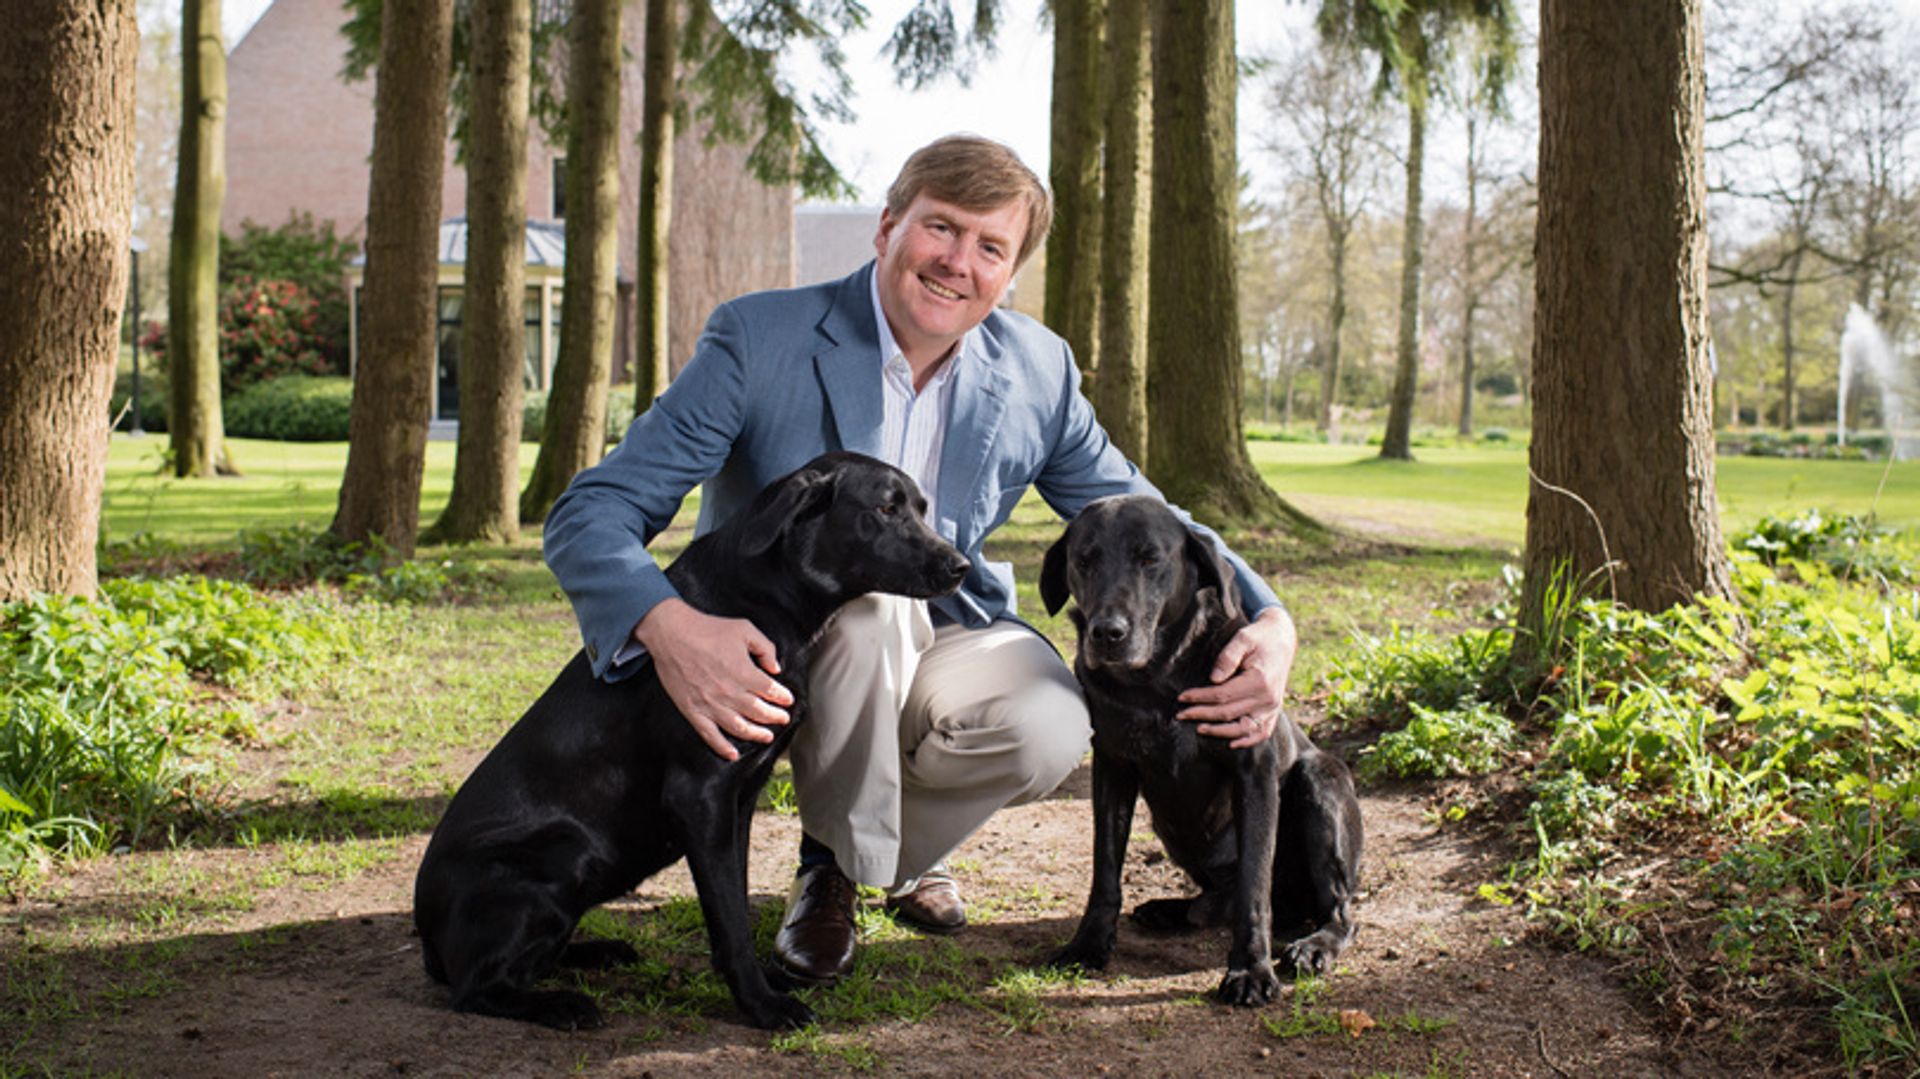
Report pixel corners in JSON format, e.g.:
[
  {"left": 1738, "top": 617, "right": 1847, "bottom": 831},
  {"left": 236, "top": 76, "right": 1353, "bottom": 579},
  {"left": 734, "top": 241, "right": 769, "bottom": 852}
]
[
  {"left": 1176, "top": 607, "right": 1298, "bottom": 749},
  {"left": 634, "top": 598, "right": 795, "bottom": 761}
]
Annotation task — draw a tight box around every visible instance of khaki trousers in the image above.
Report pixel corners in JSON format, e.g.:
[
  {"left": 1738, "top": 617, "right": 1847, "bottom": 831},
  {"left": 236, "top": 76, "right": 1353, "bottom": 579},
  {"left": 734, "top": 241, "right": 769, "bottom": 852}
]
[{"left": 790, "top": 595, "right": 1091, "bottom": 890}]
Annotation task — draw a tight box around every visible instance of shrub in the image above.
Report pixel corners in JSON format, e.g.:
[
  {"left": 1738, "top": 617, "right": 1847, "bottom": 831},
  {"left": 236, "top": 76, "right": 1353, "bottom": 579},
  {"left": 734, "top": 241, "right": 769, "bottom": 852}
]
[
  {"left": 1359, "top": 701, "right": 1517, "bottom": 780},
  {"left": 143, "top": 279, "right": 339, "bottom": 394},
  {"left": 220, "top": 213, "right": 356, "bottom": 371},
  {"left": 215, "top": 277, "right": 335, "bottom": 390},
  {"left": 1734, "top": 509, "right": 1910, "bottom": 583},
  {"left": 0, "top": 577, "right": 364, "bottom": 873},
  {"left": 238, "top": 523, "right": 458, "bottom": 603},
  {"left": 1325, "top": 529, "right": 1920, "bottom": 1068},
  {"left": 224, "top": 375, "right": 354, "bottom": 441},
  {"left": 523, "top": 386, "right": 637, "bottom": 444}
]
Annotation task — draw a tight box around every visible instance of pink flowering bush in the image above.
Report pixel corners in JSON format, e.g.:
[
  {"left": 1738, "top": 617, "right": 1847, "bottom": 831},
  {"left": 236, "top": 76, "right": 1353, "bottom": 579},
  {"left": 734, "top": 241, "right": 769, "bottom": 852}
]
[{"left": 144, "top": 277, "right": 335, "bottom": 394}]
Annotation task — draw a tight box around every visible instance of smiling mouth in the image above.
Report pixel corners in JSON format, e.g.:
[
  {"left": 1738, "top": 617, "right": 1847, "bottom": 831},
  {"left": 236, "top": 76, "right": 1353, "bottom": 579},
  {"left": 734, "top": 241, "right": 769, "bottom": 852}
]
[{"left": 921, "top": 276, "right": 963, "bottom": 301}]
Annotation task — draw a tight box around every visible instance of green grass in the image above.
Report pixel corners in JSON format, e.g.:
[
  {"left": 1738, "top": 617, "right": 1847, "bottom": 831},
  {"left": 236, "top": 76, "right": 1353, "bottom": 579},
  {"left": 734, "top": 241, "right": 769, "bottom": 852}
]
[
  {"left": 101, "top": 437, "right": 548, "bottom": 544},
  {"left": 1245, "top": 441, "right": 1920, "bottom": 546},
  {"left": 105, "top": 434, "right": 1920, "bottom": 553}
]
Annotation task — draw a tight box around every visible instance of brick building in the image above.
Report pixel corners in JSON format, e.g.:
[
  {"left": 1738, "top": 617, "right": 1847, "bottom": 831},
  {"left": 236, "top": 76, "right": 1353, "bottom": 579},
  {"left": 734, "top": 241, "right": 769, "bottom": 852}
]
[{"left": 224, "top": 0, "right": 794, "bottom": 420}]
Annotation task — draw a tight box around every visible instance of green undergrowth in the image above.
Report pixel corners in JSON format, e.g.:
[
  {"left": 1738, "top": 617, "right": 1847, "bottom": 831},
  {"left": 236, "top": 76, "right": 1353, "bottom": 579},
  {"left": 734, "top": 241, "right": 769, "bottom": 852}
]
[
  {"left": 1325, "top": 511, "right": 1919, "bottom": 1070},
  {"left": 0, "top": 574, "right": 386, "bottom": 877}
]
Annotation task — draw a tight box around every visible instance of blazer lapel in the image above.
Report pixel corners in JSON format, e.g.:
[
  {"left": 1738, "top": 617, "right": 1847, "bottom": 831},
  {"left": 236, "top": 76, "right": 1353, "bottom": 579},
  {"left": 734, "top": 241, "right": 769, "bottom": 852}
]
[
  {"left": 935, "top": 329, "right": 1011, "bottom": 538},
  {"left": 813, "top": 264, "right": 885, "bottom": 459}
]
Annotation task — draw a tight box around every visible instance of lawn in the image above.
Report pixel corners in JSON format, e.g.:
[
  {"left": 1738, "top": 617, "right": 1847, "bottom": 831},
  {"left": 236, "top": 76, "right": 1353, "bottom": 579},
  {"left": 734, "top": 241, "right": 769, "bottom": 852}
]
[
  {"left": 1246, "top": 439, "right": 1920, "bottom": 546},
  {"left": 103, "top": 434, "right": 1920, "bottom": 549}
]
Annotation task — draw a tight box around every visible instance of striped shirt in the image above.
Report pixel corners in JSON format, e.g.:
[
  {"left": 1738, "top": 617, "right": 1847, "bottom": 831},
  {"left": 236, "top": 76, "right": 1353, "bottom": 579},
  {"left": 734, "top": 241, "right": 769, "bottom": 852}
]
[{"left": 870, "top": 272, "right": 967, "bottom": 510}]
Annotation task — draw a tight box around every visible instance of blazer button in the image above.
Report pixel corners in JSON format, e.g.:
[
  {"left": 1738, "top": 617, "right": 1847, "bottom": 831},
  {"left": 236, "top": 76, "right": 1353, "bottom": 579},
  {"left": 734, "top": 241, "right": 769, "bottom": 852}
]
[{"left": 586, "top": 642, "right": 600, "bottom": 662}]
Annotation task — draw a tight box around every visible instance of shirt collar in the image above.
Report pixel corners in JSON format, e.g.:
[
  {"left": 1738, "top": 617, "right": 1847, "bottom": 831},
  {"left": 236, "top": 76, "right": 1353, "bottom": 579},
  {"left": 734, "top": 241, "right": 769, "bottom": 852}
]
[{"left": 869, "top": 267, "right": 969, "bottom": 391}]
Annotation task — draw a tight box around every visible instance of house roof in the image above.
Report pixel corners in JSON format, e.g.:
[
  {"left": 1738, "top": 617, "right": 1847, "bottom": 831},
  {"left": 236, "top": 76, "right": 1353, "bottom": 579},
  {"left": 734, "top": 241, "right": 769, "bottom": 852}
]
[{"left": 351, "top": 217, "right": 568, "bottom": 269}]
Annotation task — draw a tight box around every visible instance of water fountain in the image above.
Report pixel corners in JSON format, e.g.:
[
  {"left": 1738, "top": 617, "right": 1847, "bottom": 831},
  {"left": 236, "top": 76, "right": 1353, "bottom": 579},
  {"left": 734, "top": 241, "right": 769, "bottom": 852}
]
[{"left": 1837, "top": 304, "right": 1914, "bottom": 460}]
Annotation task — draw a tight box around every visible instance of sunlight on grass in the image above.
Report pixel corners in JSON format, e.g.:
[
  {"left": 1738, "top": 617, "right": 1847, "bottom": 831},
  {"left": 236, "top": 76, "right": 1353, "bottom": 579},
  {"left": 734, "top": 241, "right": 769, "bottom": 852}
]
[{"left": 1247, "top": 440, "right": 1919, "bottom": 545}]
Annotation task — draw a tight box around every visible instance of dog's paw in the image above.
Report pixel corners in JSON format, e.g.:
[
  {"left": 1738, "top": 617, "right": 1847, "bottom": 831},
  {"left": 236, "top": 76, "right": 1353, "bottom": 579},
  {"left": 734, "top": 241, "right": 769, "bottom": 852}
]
[
  {"left": 1278, "top": 933, "right": 1343, "bottom": 977},
  {"left": 740, "top": 991, "right": 815, "bottom": 1031},
  {"left": 524, "top": 989, "right": 608, "bottom": 1031},
  {"left": 1128, "top": 897, "right": 1198, "bottom": 932},
  {"left": 1215, "top": 964, "right": 1281, "bottom": 1007},
  {"left": 560, "top": 938, "right": 639, "bottom": 971},
  {"left": 1044, "top": 939, "right": 1112, "bottom": 972}
]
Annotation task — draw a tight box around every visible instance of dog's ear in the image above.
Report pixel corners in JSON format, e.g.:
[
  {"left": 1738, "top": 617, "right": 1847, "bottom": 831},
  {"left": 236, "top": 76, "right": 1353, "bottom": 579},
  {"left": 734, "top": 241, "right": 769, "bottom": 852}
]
[
  {"left": 739, "top": 470, "right": 833, "bottom": 557},
  {"left": 1184, "top": 527, "right": 1243, "bottom": 621},
  {"left": 1040, "top": 525, "right": 1074, "bottom": 616}
]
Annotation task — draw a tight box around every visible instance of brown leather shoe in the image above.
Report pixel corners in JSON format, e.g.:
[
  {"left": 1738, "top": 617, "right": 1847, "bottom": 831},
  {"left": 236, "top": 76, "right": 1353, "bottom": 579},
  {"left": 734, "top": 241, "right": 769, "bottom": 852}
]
[
  {"left": 773, "top": 865, "right": 859, "bottom": 985},
  {"left": 884, "top": 866, "right": 967, "bottom": 935}
]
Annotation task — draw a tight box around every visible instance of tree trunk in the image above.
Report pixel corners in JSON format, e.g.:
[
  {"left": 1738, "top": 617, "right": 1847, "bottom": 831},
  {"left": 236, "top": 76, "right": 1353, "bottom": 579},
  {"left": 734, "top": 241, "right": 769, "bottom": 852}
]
[
  {"left": 1046, "top": 0, "right": 1105, "bottom": 376},
  {"left": 1283, "top": 353, "right": 1298, "bottom": 429},
  {"left": 0, "top": 0, "right": 136, "bottom": 600},
  {"left": 330, "top": 0, "right": 454, "bottom": 558},
  {"left": 634, "top": 0, "right": 675, "bottom": 414},
  {"left": 1457, "top": 111, "right": 1480, "bottom": 438},
  {"left": 1317, "top": 235, "right": 1348, "bottom": 435},
  {"left": 1145, "top": 0, "right": 1311, "bottom": 531},
  {"left": 1090, "top": 0, "right": 1148, "bottom": 463},
  {"left": 1380, "top": 93, "right": 1425, "bottom": 461},
  {"left": 520, "top": 0, "right": 621, "bottom": 524},
  {"left": 1778, "top": 246, "right": 1801, "bottom": 431},
  {"left": 426, "top": 0, "right": 531, "bottom": 546},
  {"left": 168, "top": 0, "right": 232, "bottom": 478},
  {"left": 1522, "top": 0, "right": 1730, "bottom": 648}
]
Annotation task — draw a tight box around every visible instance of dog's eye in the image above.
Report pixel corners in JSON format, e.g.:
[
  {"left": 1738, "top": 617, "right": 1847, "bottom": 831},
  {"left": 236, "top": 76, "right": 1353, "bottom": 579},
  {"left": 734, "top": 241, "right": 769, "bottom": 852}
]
[
  {"left": 876, "top": 503, "right": 897, "bottom": 516},
  {"left": 1136, "top": 552, "right": 1159, "bottom": 567}
]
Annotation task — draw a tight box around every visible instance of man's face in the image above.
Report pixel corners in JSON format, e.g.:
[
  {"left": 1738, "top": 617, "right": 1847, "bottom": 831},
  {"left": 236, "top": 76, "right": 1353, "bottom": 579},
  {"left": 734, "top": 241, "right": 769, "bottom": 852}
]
[{"left": 873, "top": 193, "right": 1028, "bottom": 364}]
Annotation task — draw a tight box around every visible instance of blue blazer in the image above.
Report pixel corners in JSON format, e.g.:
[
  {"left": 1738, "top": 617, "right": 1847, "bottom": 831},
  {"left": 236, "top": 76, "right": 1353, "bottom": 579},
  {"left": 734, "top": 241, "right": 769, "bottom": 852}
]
[{"left": 544, "top": 263, "right": 1282, "bottom": 681}]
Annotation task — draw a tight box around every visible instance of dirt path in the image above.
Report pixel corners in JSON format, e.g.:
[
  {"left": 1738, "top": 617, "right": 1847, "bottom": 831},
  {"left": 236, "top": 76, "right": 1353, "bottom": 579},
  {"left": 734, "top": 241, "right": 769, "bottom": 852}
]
[{"left": 5, "top": 742, "right": 1759, "bottom": 1079}]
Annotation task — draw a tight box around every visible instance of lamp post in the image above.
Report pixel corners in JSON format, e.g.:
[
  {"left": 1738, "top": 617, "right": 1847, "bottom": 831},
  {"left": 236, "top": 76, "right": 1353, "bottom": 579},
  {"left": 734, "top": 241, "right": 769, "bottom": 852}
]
[{"left": 129, "top": 236, "right": 148, "bottom": 436}]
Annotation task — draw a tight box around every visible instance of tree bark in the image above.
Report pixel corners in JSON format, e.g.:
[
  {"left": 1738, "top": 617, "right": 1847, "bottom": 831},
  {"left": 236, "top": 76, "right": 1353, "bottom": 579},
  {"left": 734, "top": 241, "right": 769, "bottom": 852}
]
[
  {"left": 520, "top": 0, "right": 621, "bottom": 524},
  {"left": 1145, "top": 0, "right": 1312, "bottom": 531},
  {"left": 1522, "top": 0, "right": 1731, "bottom": 647},
  {"left": 0, "top": 0, "right": 136, "bottom": 600},
  {"left": 1318, "top": 238, "right": 1349, "bottom": 435},
  {"left": 331, "top": 0, "right": 454, "bottom": 558},
  {"left": 426, "top": 0, "right": 531, "bottom": 546},
  {"left": 634, "top": 0, "right": 675, "bottom": 414},
  {"left": 1046, "top": 0, "right": 1105, "bottom": 376},
  {"left": 1090, "top": 0, "right": 1148, "bottom": 463},
  {"left": 1457, "top": 111, "right": 1480, "bottom": 438},
  {"left": 168, "top": 0, "right": 232, "bottom": 478},
  {"left": 1380, "top": 93, "right": 1425, "bottom": 461},
  {"left": 1778, "top": 246, "right": 1801, "bottom": 430}
]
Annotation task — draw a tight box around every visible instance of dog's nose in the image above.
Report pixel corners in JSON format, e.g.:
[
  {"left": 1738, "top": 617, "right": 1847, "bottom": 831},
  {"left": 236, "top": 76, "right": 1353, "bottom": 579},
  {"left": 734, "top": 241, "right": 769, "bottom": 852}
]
[
  {"left": 1089, "top": 616, "right": 1129, "bottom": 645},
  {"left": 943, "top": 553, "right": 971, "bottom": 581}
]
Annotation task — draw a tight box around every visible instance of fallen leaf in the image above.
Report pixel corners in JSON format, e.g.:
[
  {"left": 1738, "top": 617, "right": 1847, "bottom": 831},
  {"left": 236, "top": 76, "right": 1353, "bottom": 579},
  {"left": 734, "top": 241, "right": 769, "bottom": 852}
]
[{"left": 1338, "top": 1009, "right": 1376, "bottom": 1039}]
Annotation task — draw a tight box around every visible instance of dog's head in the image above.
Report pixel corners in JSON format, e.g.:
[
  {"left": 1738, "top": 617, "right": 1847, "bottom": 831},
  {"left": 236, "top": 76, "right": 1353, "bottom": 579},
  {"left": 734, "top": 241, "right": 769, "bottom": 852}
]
[
  {"left": 739, "top": 451, "right": 969, "bottom": 601},
  {"left": 1040, "top": 496, "right": 1241, "bottom": 671}
]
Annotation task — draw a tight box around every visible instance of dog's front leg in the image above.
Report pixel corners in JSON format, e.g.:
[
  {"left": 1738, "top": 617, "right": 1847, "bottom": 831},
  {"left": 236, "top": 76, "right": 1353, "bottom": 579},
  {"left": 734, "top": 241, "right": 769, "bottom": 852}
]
[
  {"left": 667, "top": 787, "right": 814, "bottom": 1030},
  {"left": 1048, "top": 750, "right": 1139, "bottom": 971},
  {"left": 1218, "top": 742, "right": 1282, "bottom": 1006}
]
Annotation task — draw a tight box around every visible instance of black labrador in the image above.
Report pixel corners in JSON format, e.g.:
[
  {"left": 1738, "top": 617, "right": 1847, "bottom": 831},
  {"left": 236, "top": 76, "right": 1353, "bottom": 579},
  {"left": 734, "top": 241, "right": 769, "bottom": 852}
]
[
  {"left": 414, "top": 452, "right": 969, "bottom": 1031},
  {"left": 1039, "top": 495, "right": 1362, "bottom": 1005}
]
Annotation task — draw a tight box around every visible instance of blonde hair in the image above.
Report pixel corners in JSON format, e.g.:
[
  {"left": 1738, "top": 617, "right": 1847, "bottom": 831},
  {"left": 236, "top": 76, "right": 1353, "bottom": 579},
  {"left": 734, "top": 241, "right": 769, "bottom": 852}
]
[{"left": 885, "top": 135, "right": 1053, "bottom": 269}]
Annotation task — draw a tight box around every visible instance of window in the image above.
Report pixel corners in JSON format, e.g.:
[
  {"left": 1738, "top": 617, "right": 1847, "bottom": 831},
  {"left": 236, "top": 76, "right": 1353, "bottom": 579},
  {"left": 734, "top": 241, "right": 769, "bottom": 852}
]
[
  {"left": 551, "top": 157, "right": 567, "bottom": 220},
  {"left": 523, "top": 288, "right": 544, "bottom": 389}
]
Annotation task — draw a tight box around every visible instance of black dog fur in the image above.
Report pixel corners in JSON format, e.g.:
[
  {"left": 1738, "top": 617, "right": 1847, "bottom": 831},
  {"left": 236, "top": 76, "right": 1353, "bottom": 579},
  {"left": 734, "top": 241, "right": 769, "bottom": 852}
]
[
  {"left": 413, "top": 452, "right": 968, "bottom": 1031},
  {"left": 1040, "top": 495, "right": 1362, "bottom": 1005}
]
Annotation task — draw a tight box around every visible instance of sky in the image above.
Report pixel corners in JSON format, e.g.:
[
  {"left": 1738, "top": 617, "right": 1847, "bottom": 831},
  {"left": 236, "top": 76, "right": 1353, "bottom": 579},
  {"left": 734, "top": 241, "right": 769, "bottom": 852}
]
[{"left": 218, "top": 0, "right": 1315, "bottom": 206}]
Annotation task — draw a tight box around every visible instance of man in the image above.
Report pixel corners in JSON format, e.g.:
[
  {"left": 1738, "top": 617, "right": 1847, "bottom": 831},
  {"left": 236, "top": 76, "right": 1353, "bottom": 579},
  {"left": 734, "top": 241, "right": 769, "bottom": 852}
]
[{"left": 544, "top": 135, "right": 1297, "bottom": 986}]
